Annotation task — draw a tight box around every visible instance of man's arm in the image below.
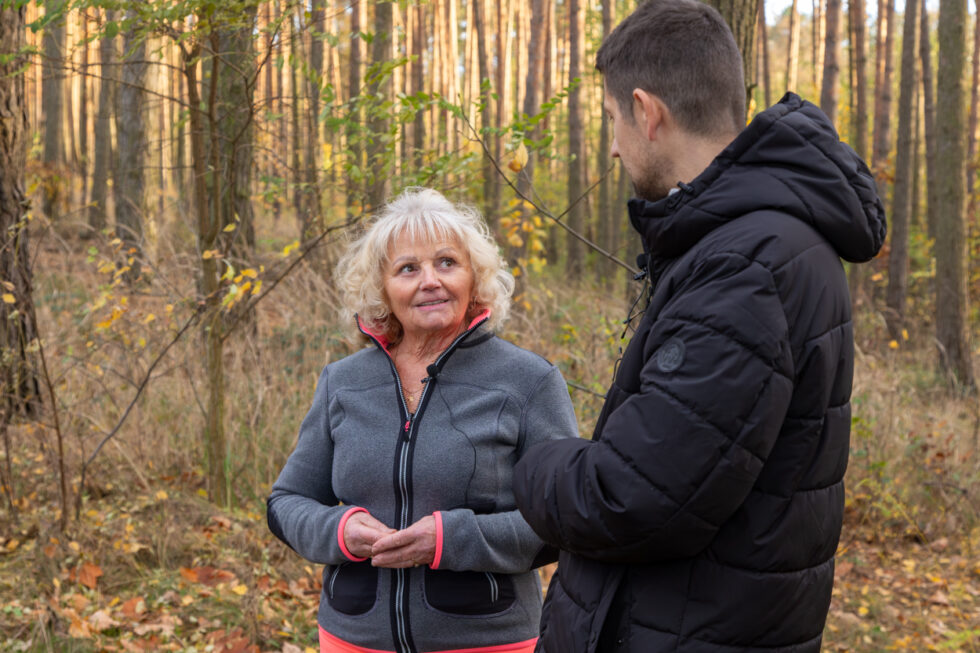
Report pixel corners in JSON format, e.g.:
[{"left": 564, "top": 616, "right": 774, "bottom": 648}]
[{"left": 514, "top": 253, "right": 794, "bottom": 563}]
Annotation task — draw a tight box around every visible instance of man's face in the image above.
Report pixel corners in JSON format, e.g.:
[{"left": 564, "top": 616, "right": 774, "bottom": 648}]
[{"left": 604, "top": 82, "right": 673, "bottom": 201}]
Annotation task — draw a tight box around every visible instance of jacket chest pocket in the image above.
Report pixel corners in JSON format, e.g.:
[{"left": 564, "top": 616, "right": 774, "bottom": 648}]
[{"left": 422, "top": 568, "right": 515, "bottom": 616}]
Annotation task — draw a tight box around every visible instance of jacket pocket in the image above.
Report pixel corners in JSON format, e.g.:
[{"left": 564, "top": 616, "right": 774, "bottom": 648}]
[
  {"left": 327, "top": 562, "right": 379, "bottom": 616},
  {"left": 423, "top": 568, "right": 515, "bottom": 616}
]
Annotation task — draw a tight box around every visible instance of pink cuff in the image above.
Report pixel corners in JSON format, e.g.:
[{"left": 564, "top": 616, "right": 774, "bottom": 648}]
[
  {"left": 430, "top": 511, "right": 444, "bottom": 569},
  {"left": 338, "top": 507, "right": 370, "bottom": 562}
]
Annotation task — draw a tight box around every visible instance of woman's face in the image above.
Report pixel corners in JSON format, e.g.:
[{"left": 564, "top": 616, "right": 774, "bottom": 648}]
[{"left": 383, "top": 232, "right": 475, "bottom": 341}]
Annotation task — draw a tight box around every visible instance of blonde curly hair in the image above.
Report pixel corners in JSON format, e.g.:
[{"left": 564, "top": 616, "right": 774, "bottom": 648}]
[{"left": 337, "top": 188, "right": 515, "bottom": 344}]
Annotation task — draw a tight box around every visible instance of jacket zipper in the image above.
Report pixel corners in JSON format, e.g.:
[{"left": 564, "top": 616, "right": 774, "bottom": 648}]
[{"left": 368, "top": 315, "right": 489, "bottom": 653}]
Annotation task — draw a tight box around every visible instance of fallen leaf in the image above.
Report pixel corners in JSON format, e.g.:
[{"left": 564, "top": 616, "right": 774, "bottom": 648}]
[
  {"left": 78, "top": 562, "right": 104, "bottom": 589},
  {"left": 928, "top": 590, "right": 950, "bottom": 606},
  {"left": 121, "top": 596, "right": 146, "bottom": 618},
  {"left": 281, "top": 644, "right": 302, "bottom": 653},
  {"left": 88, "top": 609, "right": 119, "bottom": 632}
]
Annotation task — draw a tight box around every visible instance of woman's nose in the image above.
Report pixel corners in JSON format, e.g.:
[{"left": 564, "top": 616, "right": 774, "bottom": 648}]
[{"left": 419, "top": 264, "right": 440, "bottom": 288}]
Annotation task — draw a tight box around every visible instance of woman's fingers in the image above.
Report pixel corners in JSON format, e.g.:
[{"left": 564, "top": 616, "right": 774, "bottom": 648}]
[
  {"left": 371, "top": 516, "right": 436, "bottom": 568},
  {"left": 343, "top": 511, "right": 395, "bottom": 559}
]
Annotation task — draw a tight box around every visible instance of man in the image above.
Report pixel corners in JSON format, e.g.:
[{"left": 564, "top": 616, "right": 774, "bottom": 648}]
[{"left": 512, "top": 1, "right": 886, "bottom": 652}]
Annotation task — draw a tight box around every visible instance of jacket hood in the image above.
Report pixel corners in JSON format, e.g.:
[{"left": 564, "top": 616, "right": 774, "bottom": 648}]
[{"left": 628, "top": 92, "right": 886, "bottom": 263}]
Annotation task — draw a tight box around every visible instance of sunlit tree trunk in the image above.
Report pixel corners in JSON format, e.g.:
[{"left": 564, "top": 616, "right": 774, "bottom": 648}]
[
  {"left": 302, "top": 0, "right": 325, "bottom": 236},
  {"left": 934, "top": 0, "right": 974, "bottom": 389},
  {"left": 885, "top": 0, "right": 919, "bottom": 339},
  {"left": 813, "top": 0, "right": 826, "bottom": 95},
  {"left": 566, "top": 0, "right": 585, "bottom": 278},
  {"left": 921, "top": 0, "right": 937, "bottom": 238},
  {"left": 89, "top": 9, "right": 115, "bottom": 233},
  {"left": 757, "top": 0, "right": 771, "bottom": 108},
  {"left": 820, "top": 0, "right": 842, "bottom": 126},
  {"left": 786, "top": 0, "right": 800, "bottom": 92},
  {"left": 411, "top": 4, "right": 425, "bottom": 168},
  {"left": 78, "top": 14, "right": 89, "bottom": 213},
  {"left": 967, "top": 5, "right": 980, "bottom": 221},
  {"left": 114, "top": 14, "right": 147, "bottom": 281}
]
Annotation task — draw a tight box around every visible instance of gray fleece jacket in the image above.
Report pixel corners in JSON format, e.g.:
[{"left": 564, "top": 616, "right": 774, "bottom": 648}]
[{"left": 267, "top": 315, "right": 578, "bottom": 652}]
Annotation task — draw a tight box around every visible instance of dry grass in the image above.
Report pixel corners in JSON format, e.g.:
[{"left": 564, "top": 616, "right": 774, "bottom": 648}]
[{"left": 2, "top": 226, "right": 979, "bottom": 651}]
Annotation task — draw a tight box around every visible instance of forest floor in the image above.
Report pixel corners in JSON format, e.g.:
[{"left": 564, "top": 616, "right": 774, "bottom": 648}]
[{"left": 0, "top": 453, "right": 977, "bottom": 652}]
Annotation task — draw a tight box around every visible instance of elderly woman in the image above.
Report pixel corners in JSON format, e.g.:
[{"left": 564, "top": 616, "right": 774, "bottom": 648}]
[{"left": 267, "top": 188, "right": 578, "bottom": 653}]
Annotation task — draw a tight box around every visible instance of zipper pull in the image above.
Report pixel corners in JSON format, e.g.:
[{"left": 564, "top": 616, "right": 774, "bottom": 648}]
[{"left": 404, "top": 420, "right": 410, "bottom": 432}]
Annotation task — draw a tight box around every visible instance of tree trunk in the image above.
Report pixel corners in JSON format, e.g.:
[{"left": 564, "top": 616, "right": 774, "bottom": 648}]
[
  {"left": 820, "top": 0, "right": 842, "bottom": 126},
  {"left": 599, "top": 0, "right": 616, "bottom": 288},
  {"left": 885, "top": 0, "right": 918, "bottom": 339},
  {"left": 967, "top": 5, "right": 980, "bottom": 220},
  {"left": 367, "top": 1, "right": 393, "bottom": 210},
  {"left": 872, "top": 0, "right": 895, "bottom": 189},
  {"left": 813, "top": 0, "right": 826, "bottom": 95},
  {"left": 78, "top": 13, "right": 89, "bottom": 213},
  {"left": 0, "top": 4, "right": 40, "bottom": 424},
  {"left": 705, "top": 0, "right": 759, "bottom": 117},
  {"left": 847, "top": 0, "right": 871, "bottom": 307},
  {"left": 302, "top": 0, "right": 325, "bottom": 236},
  {"left": 565, "top": 0, "right": 585, "bottom": 278},
  {"left": 114, "top": 15, "right": 147, "bottom": 282},
  {"left": 758, "top": 0, "right": 771, "bottom": 108},
  {"left": 213, "top": 8, "right": 257, "bottom": 260},
  {"left": 412, "top": 4, "right": 426, "bottom": 168},
  {"left": 934, "top": 0, "right": 974, "bottom": 389},
  {"left": 518, "top": 0, "right": 546, "bottom": 210},
  {"left": 786, "top": 0, "right": 800, "bottom": 92},
  {"left": 89, "top": 9, "right": 115, "bottom": 233},
  {"left": 41, "top": 0, "right": 66, "bottom": 218},
  {"left": 473, "top": 0, "right": 497, "bottom": 224},
  {"left": 346, "top": 0, "right": 364, "bottom": 217},
  {"left": 921, "top": 0, "right": 937, "bottom": 238}
]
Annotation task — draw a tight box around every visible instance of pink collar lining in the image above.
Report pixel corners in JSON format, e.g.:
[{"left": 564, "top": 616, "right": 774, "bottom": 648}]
[{"left": 356, "top": 308, "right": 492, "bottom": 356}]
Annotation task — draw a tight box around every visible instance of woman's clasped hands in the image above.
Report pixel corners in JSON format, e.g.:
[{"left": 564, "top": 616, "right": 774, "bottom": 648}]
[{"left": 343, "top": 512, "right": 437, "bottom": 568}]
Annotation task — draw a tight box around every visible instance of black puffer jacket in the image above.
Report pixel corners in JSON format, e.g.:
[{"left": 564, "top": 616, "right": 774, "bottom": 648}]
[{"left": 514, "top": 93, "right": 886, "bottom": 653}]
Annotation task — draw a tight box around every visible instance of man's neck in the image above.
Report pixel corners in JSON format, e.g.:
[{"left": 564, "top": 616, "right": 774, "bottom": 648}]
[{"left": 671, "top": 131, "right": 738, "bottom": 189}]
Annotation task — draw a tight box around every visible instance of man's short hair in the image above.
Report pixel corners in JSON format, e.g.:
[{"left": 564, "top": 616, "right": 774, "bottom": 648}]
[{"left": 596, "top": 0, "right": 746, "bottom": 137}]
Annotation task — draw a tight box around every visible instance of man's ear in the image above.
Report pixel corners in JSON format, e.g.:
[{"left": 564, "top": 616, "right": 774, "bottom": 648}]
[{"left": 632, "top": 89, "right": 668, "bottom": 141}]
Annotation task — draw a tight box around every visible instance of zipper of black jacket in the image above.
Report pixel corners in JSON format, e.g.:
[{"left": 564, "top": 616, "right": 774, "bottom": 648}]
[{"left": 360, "top": 314, "right": 489, "bottom": 653}]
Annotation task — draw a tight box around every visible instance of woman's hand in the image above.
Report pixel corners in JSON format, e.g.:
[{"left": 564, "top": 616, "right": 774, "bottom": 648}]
[
  {"left": 370, "top": 515, "right": 436, "bottom": 568},
  {"left": 344, "top": 511, "right": 396, "bottom": 560}
]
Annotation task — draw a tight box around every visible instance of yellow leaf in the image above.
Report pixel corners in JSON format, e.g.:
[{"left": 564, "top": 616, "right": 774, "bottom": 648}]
[
  {"left": 282, "top": 240, "right": 300, "bottom": 257},
  {"left": 870, "top": 272, "right": 883, "bottom": 282},
  {"left": 1, "top": 293, "right": 15, "bottom": 304},
  {"left": 137, "top": 337, "right": 146, "bottom": 348},
  {"left": 511, "top": 266, "right": 522, "bottom": 277},
  {"left": 251, "top": 280, "right": 262, "bottom": 296},
  {"left": 888, "top": 340, "right": 899, "bottom": 350},
  {"left": 155, "top": 490, "right": 168, "bottom": 500},
  {"left": 202, "top": 249, "right": 219, "bottom": 260},
  {"left": 857, "top": 606, "right": 869, "bottom": 617},
  {"left": 508, "top": 142, "right": 529, "bottom": 172},
  {"left": 241, "top": 268, "right": 257, "bottom": 279},
  {"left": 232, "top": 584, "right": 248, "bottom": 595},
  {"left": 901, "top": 329, "right": 909, "bottom": 341},
  {"left": 69, "top": 541, "right": 81, "bottom": 551},
  {"left": 223, "top": 223, "right": 237, "bottom": 232},
  {"left": 144, "top": 314, "right": 156, "bottom": 324},
  {"left": 5, "top": 538, "right": 19, "bottom": 552}
]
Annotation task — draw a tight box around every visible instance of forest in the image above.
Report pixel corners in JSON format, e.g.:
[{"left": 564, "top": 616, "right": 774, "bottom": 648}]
[{"left": 0, "top": 0, "right": 979, "bottom": 650}]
